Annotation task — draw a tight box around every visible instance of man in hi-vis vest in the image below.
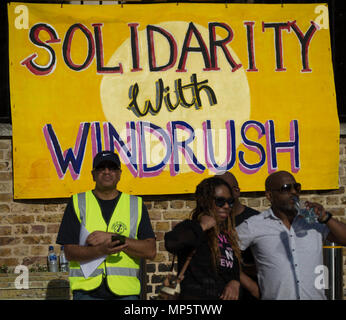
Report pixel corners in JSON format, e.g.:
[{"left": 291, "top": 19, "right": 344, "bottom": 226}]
[{"left": 57, "top": 151, "right": 156, "bottom": 300}]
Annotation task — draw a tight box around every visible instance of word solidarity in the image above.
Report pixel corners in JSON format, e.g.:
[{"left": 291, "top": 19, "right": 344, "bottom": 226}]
[{"left": 21, "top": 21, "right": 319, "bottom": 75}]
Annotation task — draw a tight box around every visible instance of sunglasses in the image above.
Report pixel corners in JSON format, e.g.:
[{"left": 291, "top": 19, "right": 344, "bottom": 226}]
[
  {"left": 272, "top": 182, "right": 301, "bottom": 193},
  {"left": 214, "top": 197, "right": 234, "bottom": 208}
]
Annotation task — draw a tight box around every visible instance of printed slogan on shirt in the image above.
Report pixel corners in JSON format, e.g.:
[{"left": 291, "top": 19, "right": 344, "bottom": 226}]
[{"left": 8, "top": 3, "right": 339, "bottom": 198}]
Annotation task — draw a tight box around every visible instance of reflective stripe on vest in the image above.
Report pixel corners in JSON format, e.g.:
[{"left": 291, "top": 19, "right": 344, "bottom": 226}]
[
  {"left": 69, "top": 267, "right": 139, "bottom": 278},
  {"left": 69, "top": 191, "right": 141, "bottom": 295},
  {"left": 69, "top": 268, "right": 104, "bottom": 278},
  {"left": 129, "top": 195, "right": 138, "bottom": 239},
  {"left": 77, "top": 192, "right": 138, "bottom": 232},
  {"left": 77, "top": 192, "right": 87, "bottom": 227}
]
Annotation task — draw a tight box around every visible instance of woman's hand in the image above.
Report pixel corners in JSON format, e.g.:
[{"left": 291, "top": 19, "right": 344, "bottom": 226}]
[{"left": 220, "top": 280, "right": 240, "bottom": 300}]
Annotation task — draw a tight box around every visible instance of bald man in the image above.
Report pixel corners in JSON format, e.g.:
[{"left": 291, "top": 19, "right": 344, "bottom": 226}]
[
  {"left": 236, "top": 170, "right": 346, "bottom": 300},
  {"left": 217, "top": 172, "right": 260, "bottom": 300}
]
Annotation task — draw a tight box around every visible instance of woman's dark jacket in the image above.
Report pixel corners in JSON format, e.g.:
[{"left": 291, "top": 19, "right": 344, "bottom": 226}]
[{"left": 164, "top": 219, "right": 240, "bottom": 300}]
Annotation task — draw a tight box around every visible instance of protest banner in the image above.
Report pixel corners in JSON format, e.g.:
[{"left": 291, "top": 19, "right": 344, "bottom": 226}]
[{"left": 8, "top": 3, "right": 338, "bottom": 198}]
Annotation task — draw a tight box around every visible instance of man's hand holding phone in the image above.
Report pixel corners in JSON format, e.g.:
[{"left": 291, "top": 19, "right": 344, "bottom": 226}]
[
  {"left": 108, "top": 234, "right": 128, "bottom": 254},
  {"left": 86, "top": 231, "right": 128, "bottom": 255},
  {"left": 111, "top": 234, "right": 126, "bottom": 247}
]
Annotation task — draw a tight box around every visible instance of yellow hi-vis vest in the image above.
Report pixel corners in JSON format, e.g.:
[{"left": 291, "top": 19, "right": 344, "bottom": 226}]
[{"left": 68, "top": 190, "right": 142, "bottom": 295}]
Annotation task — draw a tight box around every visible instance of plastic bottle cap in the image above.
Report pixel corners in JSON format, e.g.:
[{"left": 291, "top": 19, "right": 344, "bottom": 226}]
[{"left": 49, "top": 246, "right": 54, "bottom": 250}]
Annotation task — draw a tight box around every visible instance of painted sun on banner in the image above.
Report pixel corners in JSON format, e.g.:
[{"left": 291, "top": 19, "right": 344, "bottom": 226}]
[{"left": 8, "top": 3, "right": 339, "bottom": 199}]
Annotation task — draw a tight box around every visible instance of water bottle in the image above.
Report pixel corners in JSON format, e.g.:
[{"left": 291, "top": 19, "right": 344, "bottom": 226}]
[
  {"left": 294, "top": 197, "right": 318, "bottom": 224},
  {"left": 48, "top": 245, "right": 58, "bottom": 272},
  {"left": 59, "top": 246, "right": 69, "bottom": 272}
]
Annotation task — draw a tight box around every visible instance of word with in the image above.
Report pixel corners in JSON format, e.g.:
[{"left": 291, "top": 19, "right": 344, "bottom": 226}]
[
  {"left": 43, "top": 119, "right": 299, "bottom": 180},
  {"left": 168, "top": 304, "right": 223, "bottom": 315},
  {"left": 20, "top": 20, "right": 320, "bottom": 75},
  {"left": 128, "top": 73, "right": 217, "bottom": 117}
]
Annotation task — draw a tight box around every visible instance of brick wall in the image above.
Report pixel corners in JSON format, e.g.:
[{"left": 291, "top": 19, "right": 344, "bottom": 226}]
[
  {"left": 0, "top": 135, "right": 345, "bottom": 299},
  {"left": 0, "top": 272, "right": 70, "bottom": 300}
]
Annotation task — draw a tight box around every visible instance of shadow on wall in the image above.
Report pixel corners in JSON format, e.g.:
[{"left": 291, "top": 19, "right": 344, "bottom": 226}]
[{"left": 45, "top": 279, "right": 71, "bottom": 300}]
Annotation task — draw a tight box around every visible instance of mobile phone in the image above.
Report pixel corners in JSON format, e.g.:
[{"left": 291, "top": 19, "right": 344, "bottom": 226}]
[{"left": 111, "top": 234, "right": 126, "bottom": 246}]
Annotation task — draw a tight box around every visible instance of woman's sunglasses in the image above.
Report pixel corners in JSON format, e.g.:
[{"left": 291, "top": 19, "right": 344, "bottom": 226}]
[
  {"left": 214, "top": 197, "right": 234, "bottom": 208},
  {"left": 272, "top": 182, "right": 301, "bottom": 193}
]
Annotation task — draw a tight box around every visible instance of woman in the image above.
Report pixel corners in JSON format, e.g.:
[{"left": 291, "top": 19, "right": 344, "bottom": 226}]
[{"left": 164, "top": 177, "right": 241, "bottom": 300}]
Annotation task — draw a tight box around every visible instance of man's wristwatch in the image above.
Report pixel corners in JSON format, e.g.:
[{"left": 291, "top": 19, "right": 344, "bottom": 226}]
[{"left": 318, "top": 211, "right": 332, "bottom": 224}]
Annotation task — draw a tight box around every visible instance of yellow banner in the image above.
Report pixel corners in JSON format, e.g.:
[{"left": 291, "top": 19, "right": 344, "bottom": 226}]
[{"left": 8, "top": 3, "right": 339, "bottom": 199}]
